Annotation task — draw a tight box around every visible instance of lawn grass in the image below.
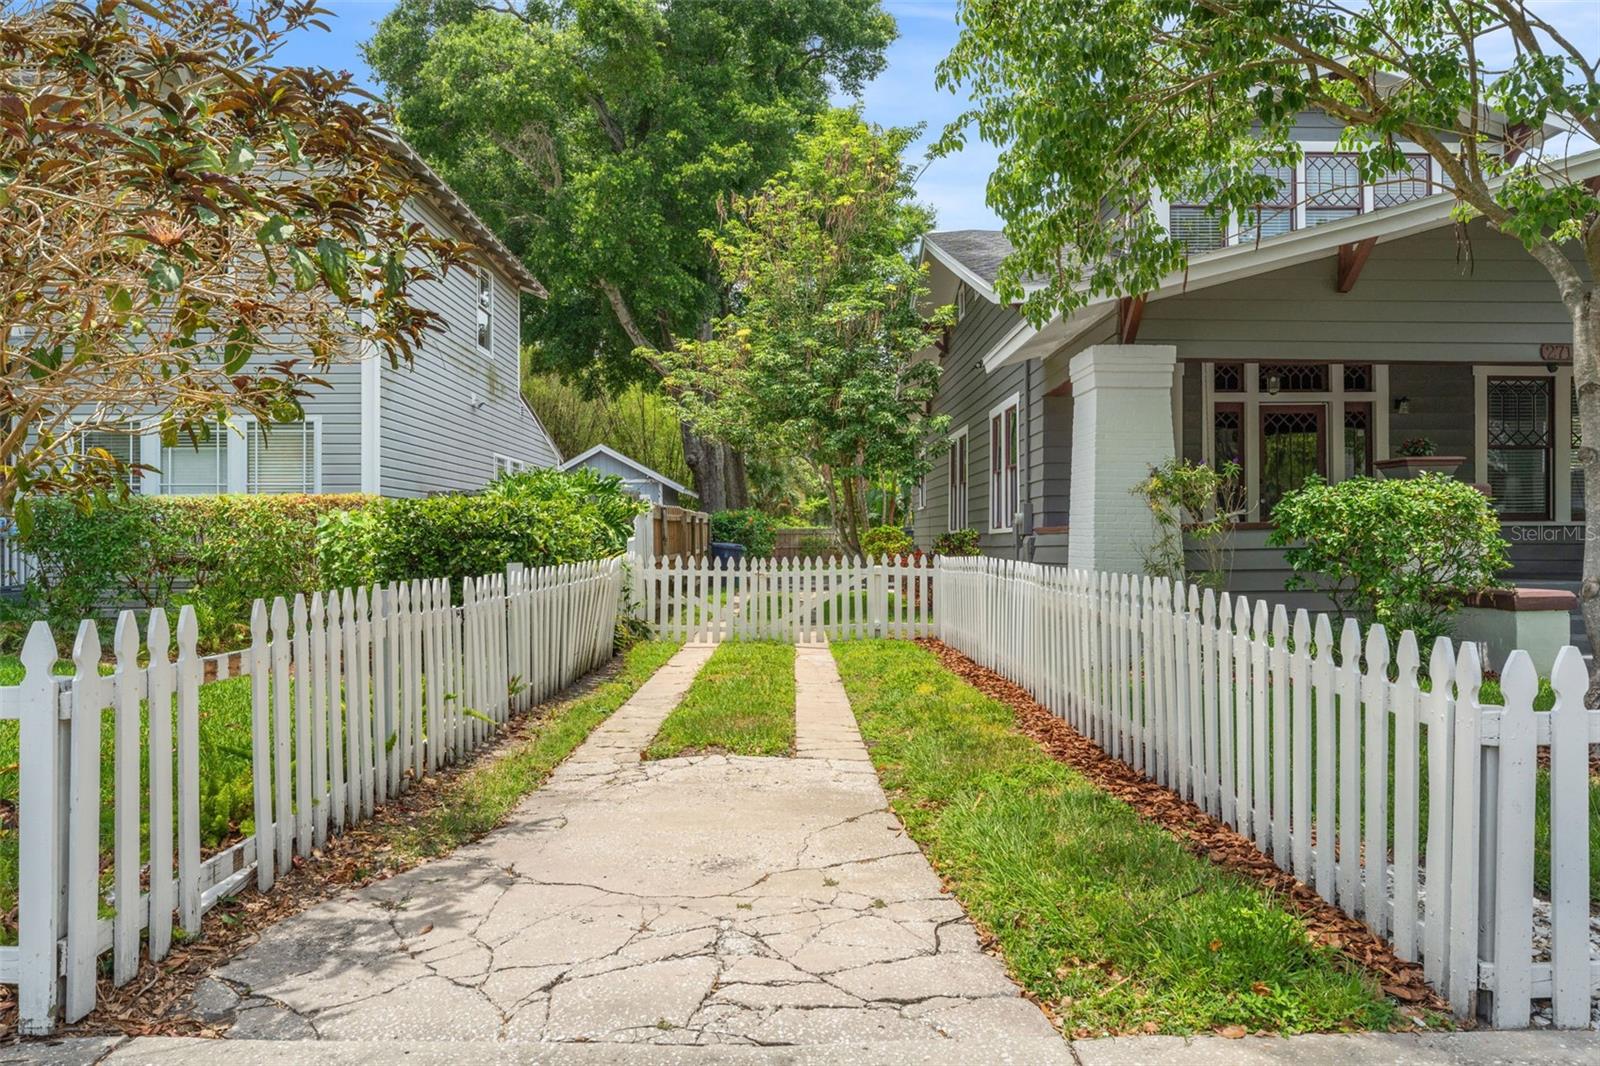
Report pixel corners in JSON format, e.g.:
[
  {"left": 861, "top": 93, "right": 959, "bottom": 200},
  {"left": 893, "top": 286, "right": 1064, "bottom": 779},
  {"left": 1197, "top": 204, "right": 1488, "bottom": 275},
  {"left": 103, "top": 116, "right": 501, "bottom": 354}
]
[
  {"left": 645, "top": 640, "right": 795, "bottom": 758},
  {"left": 832, "top": 639, "right": 1398, "bottom": 1036},
  {"left": 378, "top": 639, "right": 680, "bottom": 863}
]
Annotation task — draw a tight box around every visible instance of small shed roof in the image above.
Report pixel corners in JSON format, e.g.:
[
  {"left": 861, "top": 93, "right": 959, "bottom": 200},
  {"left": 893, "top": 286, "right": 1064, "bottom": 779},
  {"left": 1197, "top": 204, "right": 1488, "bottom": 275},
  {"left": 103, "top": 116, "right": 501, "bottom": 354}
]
[{"left": 558, "top": 444, "right": 690, "bottom": 496}]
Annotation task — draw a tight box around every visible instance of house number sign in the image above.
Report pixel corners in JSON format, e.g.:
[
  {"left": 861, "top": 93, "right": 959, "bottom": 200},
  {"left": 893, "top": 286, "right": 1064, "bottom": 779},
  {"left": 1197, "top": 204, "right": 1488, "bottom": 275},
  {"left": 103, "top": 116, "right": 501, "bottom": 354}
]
[{"left": 1541, "top": 342, "right": 1572, "bottom": 363}]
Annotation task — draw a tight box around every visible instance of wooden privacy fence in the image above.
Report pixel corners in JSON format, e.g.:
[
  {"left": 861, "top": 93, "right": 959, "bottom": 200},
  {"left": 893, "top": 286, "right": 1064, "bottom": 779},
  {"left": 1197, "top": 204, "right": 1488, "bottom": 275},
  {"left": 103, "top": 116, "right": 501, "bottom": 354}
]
[
  {"left": 2, "top": 557, "right": 623, "bottom": 1035},
  {"left": 634, "top": 554, "right": 933, "bottom": 642},
  {"left": 937, "top": 555, "right": 1598, "bottom": 1028}
]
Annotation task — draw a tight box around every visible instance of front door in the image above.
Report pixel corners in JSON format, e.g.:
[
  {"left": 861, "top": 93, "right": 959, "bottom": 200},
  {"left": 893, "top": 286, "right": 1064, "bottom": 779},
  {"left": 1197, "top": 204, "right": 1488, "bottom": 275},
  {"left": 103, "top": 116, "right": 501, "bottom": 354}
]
[{"left": 1259, "top": 404, "right": 1327, "bottom": 518}]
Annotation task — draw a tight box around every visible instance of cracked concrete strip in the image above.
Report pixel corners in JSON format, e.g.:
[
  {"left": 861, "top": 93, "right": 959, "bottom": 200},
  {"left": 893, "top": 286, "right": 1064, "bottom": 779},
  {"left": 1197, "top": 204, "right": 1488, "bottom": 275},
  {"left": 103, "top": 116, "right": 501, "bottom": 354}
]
[{"left": 156, "top": 640, "right": 1058, "bottom": 1051}]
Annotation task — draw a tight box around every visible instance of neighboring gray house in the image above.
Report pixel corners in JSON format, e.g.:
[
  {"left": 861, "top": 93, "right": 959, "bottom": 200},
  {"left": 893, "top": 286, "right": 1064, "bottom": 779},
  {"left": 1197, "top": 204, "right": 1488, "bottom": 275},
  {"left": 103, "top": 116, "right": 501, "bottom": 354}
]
[
  {"left": 912, "top": 110, "right": 1597, "bottom": 632},
  {"left": 79, "top": 135, "right": 561, "bottom": 499},
  {"left": 559, "top": 444, "right": 688, "bottom": 506}
]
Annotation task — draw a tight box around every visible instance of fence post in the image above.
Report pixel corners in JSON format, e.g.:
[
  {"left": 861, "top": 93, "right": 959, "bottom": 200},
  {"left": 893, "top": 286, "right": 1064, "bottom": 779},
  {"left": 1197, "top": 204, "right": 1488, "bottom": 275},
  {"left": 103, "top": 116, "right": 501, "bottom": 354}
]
[
  {"left": 1547, "top": 646, "right": 1592, "bottom": 1027},
  {"left": 17, "top": 622, "right": 61, "bottom": 1035}
]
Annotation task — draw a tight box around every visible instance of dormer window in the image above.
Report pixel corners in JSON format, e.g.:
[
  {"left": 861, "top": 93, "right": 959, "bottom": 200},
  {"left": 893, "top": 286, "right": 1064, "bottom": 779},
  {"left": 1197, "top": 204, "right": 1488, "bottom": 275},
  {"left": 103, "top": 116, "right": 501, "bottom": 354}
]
[{"left": 476, "top": 267, "right": 493, "bottom": 353}]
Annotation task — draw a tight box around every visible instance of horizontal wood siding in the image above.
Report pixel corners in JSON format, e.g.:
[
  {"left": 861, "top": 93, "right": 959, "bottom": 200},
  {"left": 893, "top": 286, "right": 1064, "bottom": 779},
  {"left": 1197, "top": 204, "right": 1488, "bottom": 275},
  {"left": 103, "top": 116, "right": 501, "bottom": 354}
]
[
  {"left": 379, "top": 198, "right": 559, "bottom": 498},
  {"left": 1389, "top": 362, "right": 1476, "bottom": 481},
  {"left": 911, "top": 299, "right": 1028, "bottom": 552},
  {"left": 1139, "top": 221, "right": 1580, "bottom": 364}
]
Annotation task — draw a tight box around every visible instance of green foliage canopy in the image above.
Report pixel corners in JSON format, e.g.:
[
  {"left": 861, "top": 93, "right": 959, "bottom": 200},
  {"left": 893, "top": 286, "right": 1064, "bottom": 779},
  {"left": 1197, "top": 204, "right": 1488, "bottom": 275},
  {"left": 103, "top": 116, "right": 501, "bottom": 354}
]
[
  {"left": 365, "top": 0, "right": 896, "bottom": 394},
  {"left": 664, "top": 110, "right": 953, "bottom": 555}
]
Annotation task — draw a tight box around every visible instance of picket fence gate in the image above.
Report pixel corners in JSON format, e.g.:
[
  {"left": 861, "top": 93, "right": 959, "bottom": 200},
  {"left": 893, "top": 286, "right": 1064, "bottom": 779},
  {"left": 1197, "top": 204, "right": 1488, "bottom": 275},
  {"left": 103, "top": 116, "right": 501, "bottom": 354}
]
[
  {"left": 633, "top": 553, "right": 934, "bottom": 643},
  {"left": 938, "top": 555, "right": 1599, "bottom": 1028},
  {"left": 1, "top": 557, "right": 623, "bottom": 1035}
]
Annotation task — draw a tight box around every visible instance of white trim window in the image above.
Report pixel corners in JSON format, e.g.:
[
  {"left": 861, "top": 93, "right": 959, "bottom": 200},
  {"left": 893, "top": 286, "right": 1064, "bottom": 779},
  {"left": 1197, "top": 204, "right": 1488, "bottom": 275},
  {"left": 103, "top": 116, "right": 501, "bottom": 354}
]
[
  {"left": 988, "top": 395, "right": 1020, "bottom": 532},
  {"left": 493, "top": 454, "right": 531, "bottom": 478},
  {"left": 946, "top": 426, "right": 969, "bottom": 532},
  {"left": 246, "top": 419, "right": 321, "bottom": 494},
  {"left": 80, "top": 428, "right": 141, "bottom": 490},
  {"left": 160, "top": 421, "right": 230, "bottom": 495},
  {"left": 476, "top": 266, "right": 494, "bottom": 354}
]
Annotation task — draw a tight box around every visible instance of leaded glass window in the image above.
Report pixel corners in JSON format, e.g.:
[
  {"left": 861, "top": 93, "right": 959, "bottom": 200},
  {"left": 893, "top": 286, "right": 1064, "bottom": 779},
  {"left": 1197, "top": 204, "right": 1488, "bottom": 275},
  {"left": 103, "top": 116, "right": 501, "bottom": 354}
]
[{"left": 1487, "top": 377, "right": 1552, "bottom": 519}]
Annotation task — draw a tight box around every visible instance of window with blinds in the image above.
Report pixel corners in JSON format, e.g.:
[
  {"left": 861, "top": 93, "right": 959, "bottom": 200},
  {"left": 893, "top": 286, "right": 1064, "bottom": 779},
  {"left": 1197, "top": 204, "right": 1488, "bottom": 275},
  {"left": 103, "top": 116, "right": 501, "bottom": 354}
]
[
  {"left": 161, "top": 424, "right": 228, "bottom": 495},
  {"left": 1486, "top": 377, "right": 1552, "bottom": 520},
  {"left": 1572, "top": 388, "right": 1584, "bottom": 521},
  {"left": 247, "top": 420, "right": 316, "bottom": 494},
  {"left": 1373, "top": 155, "right": 1432, "bottom": 209},
  {"left": 81, "top": 429, "right": 139, "bottom": 489},
  {"left": 1242, "top": 160, "right": 1295, "bottom": 241},
  {"left": 1169, "top": 204, "right": 1224, "bottom": 254}
]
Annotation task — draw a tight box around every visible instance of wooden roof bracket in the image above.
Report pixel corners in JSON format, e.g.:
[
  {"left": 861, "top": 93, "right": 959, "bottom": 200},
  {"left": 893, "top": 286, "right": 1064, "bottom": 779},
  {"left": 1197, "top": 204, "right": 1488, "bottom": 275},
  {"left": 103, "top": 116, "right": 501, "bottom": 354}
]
[{"left": 1336, "top": 237, "right": 1378, "bottom": 293}]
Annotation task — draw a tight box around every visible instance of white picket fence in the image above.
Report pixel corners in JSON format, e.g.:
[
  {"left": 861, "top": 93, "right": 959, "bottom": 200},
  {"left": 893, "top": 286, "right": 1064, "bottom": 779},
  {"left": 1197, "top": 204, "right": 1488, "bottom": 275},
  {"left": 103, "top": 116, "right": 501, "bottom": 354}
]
[
  {"left": 1, "top": 557, "right": 623, "bottom": 1035},
  {"left": 634, "top": 554, "right": 934, "bottom": 642},
  {"left": 938, "top": 555, "right": 1599, "bottom": 1028}
]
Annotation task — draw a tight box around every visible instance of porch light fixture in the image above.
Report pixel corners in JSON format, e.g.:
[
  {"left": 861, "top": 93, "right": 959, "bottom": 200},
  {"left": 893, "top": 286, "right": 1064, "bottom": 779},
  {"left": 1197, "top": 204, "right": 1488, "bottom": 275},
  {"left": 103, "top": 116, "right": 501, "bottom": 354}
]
[
  {"left": 1265, "top": 371, "right": 1282, "bottom": 396},
  {"left": 1393, "top": 395, "right": 1411, "bottom": 415}
]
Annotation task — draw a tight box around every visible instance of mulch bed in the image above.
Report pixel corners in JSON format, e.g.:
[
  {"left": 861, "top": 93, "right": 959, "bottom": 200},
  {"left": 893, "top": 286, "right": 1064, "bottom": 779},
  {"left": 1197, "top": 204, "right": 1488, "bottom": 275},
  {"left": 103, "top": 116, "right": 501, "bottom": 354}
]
[
  {"left": 0, "top": 658, "right": 624, "bottom": 1042},
  {"left": 916, "top": 637, "right": 1452, "bottom": 1027}
]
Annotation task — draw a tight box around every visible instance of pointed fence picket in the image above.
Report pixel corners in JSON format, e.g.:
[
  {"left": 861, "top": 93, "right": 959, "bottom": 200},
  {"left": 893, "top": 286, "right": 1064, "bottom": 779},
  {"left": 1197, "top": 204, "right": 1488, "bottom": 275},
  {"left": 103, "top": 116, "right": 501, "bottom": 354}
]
[
  {"left": 2, "top": 557, "right": 624, "bottom": 1034},
  {"left": 933, "top": 555, "right": 1599, "bottom": 1030}
]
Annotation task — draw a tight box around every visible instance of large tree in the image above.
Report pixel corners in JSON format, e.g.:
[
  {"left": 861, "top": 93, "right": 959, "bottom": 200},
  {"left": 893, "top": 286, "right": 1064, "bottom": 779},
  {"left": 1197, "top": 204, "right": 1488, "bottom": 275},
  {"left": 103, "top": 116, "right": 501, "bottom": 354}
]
[
  {"left": 664, "top": 110, "right": 951, "bottom": 555},
  {"left": 365, "top": 0, "right": 896, "bottom": 510},
  {"left": 1, "top": 0, "right": 463, "bottom": 526},
  {"left": 937, "top": 0, "right": 1600, "bottom": 662}
]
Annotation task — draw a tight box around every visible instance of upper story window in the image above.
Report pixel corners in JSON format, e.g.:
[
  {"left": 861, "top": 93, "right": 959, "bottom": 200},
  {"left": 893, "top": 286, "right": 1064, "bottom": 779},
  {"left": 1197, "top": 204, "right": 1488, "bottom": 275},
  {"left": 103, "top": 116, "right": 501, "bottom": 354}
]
[
  {"left": 1242, "top": 160, "right": 1295, "bottom": 241},
  {"left": 1168, "top": 150, "right": 1440, "bottom": 252},
  {"left": 1305, "top": 153, "right": 1363, "bottom": 225},
  {"left": 955, "top": 282, "right": 974, "bottom": 320},
  {"left": 476, "top": 267, "right": 493, "bottom": 353}
]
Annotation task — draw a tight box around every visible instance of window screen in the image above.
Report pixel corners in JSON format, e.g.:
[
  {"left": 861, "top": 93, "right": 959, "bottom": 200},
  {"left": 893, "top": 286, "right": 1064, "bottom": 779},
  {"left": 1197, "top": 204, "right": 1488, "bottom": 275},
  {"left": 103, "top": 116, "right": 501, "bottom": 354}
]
[{"left": 1487, "top": 377, "right": 1552, "bottom": 519}]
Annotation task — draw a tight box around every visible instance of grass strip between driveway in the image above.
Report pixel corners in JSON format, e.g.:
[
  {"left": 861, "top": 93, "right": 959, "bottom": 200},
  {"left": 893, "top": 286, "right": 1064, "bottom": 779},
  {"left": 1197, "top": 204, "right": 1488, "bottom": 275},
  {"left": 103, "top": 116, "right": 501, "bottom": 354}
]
[
  {"left": 646, "top": 640, "right": 795, "bottom": 758},
  {"left": 832, "top": 638, "right": 1406, "bottom": 1038}
]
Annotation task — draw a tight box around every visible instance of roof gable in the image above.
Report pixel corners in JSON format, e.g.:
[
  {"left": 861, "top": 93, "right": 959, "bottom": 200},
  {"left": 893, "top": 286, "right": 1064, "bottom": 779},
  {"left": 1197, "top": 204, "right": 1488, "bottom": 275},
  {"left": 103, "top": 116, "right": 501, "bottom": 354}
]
[{"left": 558, "top": 444, "right": 689, "bottom": 495}]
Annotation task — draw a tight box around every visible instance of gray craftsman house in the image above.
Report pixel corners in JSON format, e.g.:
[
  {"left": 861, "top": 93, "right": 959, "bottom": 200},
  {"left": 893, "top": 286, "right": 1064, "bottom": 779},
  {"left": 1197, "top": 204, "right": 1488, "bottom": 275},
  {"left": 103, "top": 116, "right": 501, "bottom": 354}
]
[
  {"left": 79, "top": 135, "right": 561, "bottom": 499},
  {"left": 912, "top": 109, "right": 1596, "bottom": 643}
]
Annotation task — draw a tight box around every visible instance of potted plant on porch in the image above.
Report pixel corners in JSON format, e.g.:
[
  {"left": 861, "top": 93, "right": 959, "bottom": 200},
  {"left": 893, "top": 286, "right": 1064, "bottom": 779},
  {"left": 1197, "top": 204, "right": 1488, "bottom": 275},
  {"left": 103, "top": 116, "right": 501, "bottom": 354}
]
[{"left": 1374, "top": 437, "right": 1465, "bottom": 480}]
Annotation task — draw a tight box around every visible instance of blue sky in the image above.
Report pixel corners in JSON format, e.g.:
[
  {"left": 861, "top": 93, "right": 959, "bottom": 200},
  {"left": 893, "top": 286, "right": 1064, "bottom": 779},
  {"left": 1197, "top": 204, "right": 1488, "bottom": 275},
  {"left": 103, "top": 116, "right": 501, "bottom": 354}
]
[{"left": 279, "top": 1, "right": 1599, "bottom": 234}]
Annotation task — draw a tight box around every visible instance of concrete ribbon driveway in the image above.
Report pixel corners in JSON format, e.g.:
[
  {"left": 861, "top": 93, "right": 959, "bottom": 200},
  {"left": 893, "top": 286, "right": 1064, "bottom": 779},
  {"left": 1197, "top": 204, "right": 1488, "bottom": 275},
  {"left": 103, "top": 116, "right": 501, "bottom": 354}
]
[{"left": 151, "top": 642, "right": 1067, "bottom": 1058}]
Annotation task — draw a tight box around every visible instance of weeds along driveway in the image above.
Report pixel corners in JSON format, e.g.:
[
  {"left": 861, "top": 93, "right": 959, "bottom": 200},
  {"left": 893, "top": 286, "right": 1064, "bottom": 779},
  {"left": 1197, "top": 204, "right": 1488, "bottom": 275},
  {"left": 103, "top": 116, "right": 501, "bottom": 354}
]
[{"left": 167, "top": 641, "right": 1069, "bottom": 1057}]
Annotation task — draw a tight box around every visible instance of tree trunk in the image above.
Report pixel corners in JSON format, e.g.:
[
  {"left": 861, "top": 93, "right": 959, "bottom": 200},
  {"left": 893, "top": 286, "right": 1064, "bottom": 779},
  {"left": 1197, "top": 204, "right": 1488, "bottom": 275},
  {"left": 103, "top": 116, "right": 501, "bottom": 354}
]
[
  {"left": 681, "top": 423, "right": 728, "bottom": 512},
  {"left": 1573, "top": 288, "right": 1600, "bottom": 700},
  {"left": 725, "top": 447, "right": 750, "bottom": 510}
]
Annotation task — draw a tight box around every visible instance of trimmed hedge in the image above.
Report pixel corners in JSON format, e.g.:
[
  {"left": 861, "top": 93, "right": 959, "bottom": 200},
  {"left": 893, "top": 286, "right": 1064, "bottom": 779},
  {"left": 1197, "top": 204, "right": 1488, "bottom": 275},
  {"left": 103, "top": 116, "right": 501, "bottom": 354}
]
[
  {"left": 315, "top": 467, "right": 646, "bottom": 593},
  {"left": 18, "top": 494, "right": 375, "bottom": 648}
]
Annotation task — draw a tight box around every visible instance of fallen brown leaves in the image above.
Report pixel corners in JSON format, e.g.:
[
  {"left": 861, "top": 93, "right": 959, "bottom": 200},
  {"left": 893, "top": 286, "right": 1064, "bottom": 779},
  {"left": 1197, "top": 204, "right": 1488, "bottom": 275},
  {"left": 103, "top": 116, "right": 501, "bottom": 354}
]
[
  {"left": 916, "top": 638, "right": 1451, "bottom": 1027},
  {"left": 0, "top": 657, "right": 625, "bottom": 1042}
]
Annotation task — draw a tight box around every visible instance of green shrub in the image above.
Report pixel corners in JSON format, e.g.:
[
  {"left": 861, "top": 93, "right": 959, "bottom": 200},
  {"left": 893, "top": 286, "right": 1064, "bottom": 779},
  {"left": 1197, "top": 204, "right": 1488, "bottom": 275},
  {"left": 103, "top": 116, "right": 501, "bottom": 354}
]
[
  {"left": 315, "top": 467, "right": 645, "bottom": 593},
  {"left": 860, "top": 525, "right": 913, "bottom": 559},
  {"left": 18, "top": 494, "right": 374, "bottom": 646},
  {"left": 1131, "top": 458, "right": 1245, "bottom": 591},
  {"left": 1267, "top": 474, "right": 1509, "bottom": 648},
  {"left": 931, "top": 528, "right": 981, "bottom": 557},
  {"left": 710, "top": 508, "right": 778, "bottom": 557}
]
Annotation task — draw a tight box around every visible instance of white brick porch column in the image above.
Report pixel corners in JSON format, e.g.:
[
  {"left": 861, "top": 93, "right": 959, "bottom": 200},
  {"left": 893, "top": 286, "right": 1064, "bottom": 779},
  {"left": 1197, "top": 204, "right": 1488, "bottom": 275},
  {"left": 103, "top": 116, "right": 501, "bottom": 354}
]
[{"left": 1067, "top": 344, "right": 1177, "bottom": 574}]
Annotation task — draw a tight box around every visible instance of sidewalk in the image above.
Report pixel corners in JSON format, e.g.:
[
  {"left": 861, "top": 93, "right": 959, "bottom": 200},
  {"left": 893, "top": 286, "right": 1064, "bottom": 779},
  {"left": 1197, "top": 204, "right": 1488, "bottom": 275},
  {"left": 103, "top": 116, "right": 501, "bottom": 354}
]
[{"left": 66, "top": 641, "right": 1064, "bottom": 1060}]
